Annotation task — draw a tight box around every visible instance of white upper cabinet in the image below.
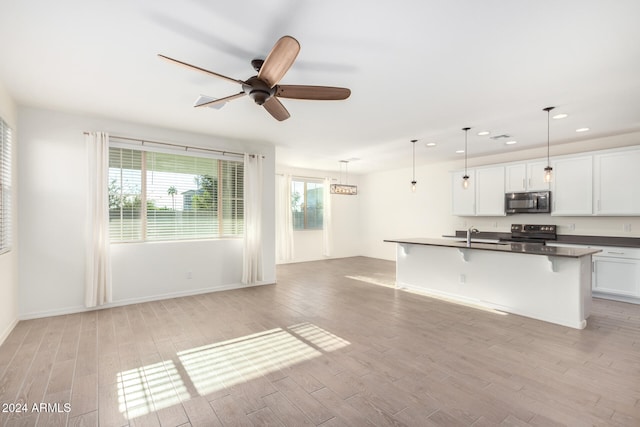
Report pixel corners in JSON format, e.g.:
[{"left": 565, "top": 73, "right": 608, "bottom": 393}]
[
  {"left": 505, "top": 164, "right": 526, "bottom": 192},
  {"left": 475, "top": 166, "right": 506, "bottom": 216},
  {"left": 594, "top": 148, "right": 640, "bottom": 215},
  {"left": 505, "top": 161, "right": 550, "bottom": 192},
  {"left": 551, "top": 156, "right": 593, "bottom": 216},
  {"left": 451, "top": 170, "right": 476, "bottom": 216},
  {"left": 527, "top": 161, "right": 552, "bottom": 192}
]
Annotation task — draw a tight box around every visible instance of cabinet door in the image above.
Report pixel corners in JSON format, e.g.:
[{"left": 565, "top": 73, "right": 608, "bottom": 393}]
[
  {"left": 505, "top": 164, "right": 526, "bottom": 192},
  {"left": 451, "top": 170, "right": 475, "bottom": 216},
  {"left": 551, "top": 156, "right": 593, "bottom": 216},
  {"left": 594, "top": 149, "right": 640, "bottom": 215},
  {"left": 475, "top": 166, "right": 505, "bottom": 216},
  {"left": 593, "top": 257, "right": 640, "bottom": 297},
  {"left": 526, "top": 161, "right": 552, "bottom": 191}
]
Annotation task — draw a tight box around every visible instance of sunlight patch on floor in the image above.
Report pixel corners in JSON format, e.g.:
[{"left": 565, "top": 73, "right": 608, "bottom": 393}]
[
  {"left": 288, "top": 322, "right": 350, "bottom": 351},
  {"left": 116, "top": 322, "right": 350, "bottom": 419},
  {"left": 345, "top": 274, "right": 396, "bottom": 288},
  {"left": 401, "top": 287, "right": 509, "bottom": 316},
  {"left": 117, "top": 360, "right": 190, "bottom": 419}
]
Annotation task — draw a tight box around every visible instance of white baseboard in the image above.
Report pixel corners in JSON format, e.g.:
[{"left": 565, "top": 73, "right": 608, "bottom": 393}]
[
  {"left": 0, "top": 317, "right": 19, "bottom": 347},
  {"left": 18, "top": 281, "right": 275, "bottom": 320}
]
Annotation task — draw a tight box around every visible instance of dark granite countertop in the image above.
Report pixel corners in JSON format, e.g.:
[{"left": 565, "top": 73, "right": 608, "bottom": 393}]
[
  {"left": 384, "top": 238, "right": 601, "bottom": 258},
  {"left": 449, "top": 231, "right": 640, "bottom": 248}
]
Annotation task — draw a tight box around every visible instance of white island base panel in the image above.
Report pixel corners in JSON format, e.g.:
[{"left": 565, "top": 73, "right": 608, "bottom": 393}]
[{"left": 396, "top": 243, "right": 592, "bottom": 329}]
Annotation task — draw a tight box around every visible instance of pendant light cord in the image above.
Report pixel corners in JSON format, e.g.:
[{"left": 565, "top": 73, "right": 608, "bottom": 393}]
[
  {"left": 462, "top": 127, "right": 471, "bottom": 175},
  {"left": 543, "top": 106, "right": 555, "bottom": 163},
  {"left": 412, "top": 140, "right": 416, "bottom": 180}
]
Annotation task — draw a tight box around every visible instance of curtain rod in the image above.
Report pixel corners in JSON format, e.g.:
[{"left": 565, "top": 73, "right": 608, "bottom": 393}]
[
  {"left": 83, "top": 132, "right": 264, "bottom": 158},
  {"left": 276, "top": 173, "right": 337, "bottom": 181}
]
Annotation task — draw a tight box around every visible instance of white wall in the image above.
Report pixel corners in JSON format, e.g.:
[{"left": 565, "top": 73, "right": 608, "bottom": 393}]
[
  {"left": 359, "top": 132, "right": 640, "bottom": 261},
  {"left": 275, "top": 166, "right": 360, "bottom": 263},
  {"left": 17, "top": 107, "right": 275, "bottom": 319},
  {"left": 0, "top": 80, "right": 18, "bottom": 344}
]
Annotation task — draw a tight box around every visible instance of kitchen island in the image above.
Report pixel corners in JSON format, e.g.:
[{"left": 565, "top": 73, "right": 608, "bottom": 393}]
[{"left": 384, "top": 238, "right": 601, "bottom": 329}]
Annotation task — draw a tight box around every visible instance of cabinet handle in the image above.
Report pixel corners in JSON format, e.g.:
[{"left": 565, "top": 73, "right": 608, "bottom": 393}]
[
  {"left": 597, "top": 200, "right": 601, "bottom": 211},
  {"left": 607, "top": 251, "right": 625, "bottom": 255},
  {"left": 592, "top": 261, "right": 595, "bottom": 273},
  {"left": 528, "top": 178, "right": 531, "bottom": 187},
  {"left": 522, "top": 178, "right": 525, "bottom": 190}
]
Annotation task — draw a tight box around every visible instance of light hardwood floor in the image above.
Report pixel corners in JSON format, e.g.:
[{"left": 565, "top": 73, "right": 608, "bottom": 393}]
[{"left": 1, "top": 256, "right": 639, "bottom": 426}]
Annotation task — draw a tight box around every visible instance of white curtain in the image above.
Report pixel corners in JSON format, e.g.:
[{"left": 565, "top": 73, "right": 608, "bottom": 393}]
[
  {"left": 242, "top": 153, "right": 264, "bottom": 284},
  {"left": 275, "top": 174, "right": 294, "bottom": 262},
  {"left": 85, "top": 132, "right": 112, "bottom": 308},
  {"left": 322, "top": 177, "right": 332, "bottom": 257}
]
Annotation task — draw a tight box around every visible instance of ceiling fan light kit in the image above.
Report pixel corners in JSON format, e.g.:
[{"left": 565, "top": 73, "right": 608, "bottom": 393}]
[{"left": 159, "top": 35, "right": 351, "bottom": 121}]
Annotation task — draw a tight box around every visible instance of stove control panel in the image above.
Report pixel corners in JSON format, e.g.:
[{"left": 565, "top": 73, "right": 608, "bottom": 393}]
[
  {"left": 510, "top": 224, "right": 557, "bottom": 240},
  {"left": 511, "top": 224, "right": 556, "bottom": 233}
]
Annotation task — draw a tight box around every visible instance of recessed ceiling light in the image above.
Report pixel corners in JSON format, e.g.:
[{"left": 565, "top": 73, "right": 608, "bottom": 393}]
[
  {"left": 552, "top": 113, "right": 568, "bottom": 119},
  {"left": 576, "top": 127, "right": 590, "bottom": 132},
  {"left": 456, "top": 149, "right": 465, "bottom": 154},
  {"left": 477, "top": 131, "right": 490, "bottom": 136},
  {"left": 425, "top": 142, "right": 437, "bottom": 147},
  {"left": 505, "top": 140, "right": 517, "bottom": 145}
]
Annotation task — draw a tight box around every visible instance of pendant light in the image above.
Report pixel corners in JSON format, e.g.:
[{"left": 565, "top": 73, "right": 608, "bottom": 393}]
[
  {"left": 543, "top": 106, "right": 555, "bottom": 183},
  {"left": 410, "top": 139, "right": 417, "bottom": 192},
  {"left": 462, "top": 127, "right": 471, "bottom": 189}
]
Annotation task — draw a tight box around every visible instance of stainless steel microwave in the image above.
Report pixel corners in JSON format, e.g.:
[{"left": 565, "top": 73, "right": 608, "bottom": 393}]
[{"left": 505, "top": 191, "right": 551, "bottom": 214}]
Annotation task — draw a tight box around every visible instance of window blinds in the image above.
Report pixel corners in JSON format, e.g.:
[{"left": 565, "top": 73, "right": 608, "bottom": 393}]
[
  {"left": 0, "top": 118, "right": 11, "bottom": 253},
  {"left": 108, "top": 147, "right": 244, "bottom": 242}
]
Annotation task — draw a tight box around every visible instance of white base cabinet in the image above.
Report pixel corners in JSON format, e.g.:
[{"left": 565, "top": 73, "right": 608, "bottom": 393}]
[
  {"left": 547, "top": 244, "right": 640, "bottom": 303},
  {"left": 592, "top": 246, "right": 640, "bottom": 299}
]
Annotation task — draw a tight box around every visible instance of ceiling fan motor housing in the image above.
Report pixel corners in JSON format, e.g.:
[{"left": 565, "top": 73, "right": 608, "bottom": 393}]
[{"left": 243, "top": 76, "right": 275, "bottom": 105}]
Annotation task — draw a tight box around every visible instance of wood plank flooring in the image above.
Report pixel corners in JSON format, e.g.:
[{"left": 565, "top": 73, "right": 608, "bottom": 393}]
[{"left": 1, "top": 256, "right": 639, "bottom": 426}]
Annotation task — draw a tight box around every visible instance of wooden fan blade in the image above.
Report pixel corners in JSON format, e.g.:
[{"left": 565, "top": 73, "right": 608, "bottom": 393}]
[
  {"left": 276, "top": 85, "right": 351, "bottom": 100},
  {"left": 194, "top": 92, "right": 246, "bottom": 108},
  {"left": 158, "top": 54, "right": 245, "bottom": 85},
  {"left": 257, "top": 36, "right": 300, "bottom": 88},
  {"left": 263, "top": 97, "right": 291, "bottom": 121}
]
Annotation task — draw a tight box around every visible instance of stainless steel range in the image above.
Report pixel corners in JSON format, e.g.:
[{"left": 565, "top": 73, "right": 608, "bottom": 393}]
[{"left": 500, "top": 224, "right": 557, "bottom": 245}]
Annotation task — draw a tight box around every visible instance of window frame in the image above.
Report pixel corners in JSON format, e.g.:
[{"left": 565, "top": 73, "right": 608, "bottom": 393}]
[
  {"left": 0, "top": 117, "right": 11, "bottom": 255},
  {"left": 291, "top": 177, "right": 324, "bottom": 231},
  {"left": 108, "top": 142, "right": 244, "bottom": 243}
]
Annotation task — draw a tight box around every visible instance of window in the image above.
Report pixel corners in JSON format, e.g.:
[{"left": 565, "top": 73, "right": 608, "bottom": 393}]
[
  {"left": 291, "top": 179, "right": 323, "bottom": 230},
  {"left": 0, "top": 117, "right": 11, "bottom": 254},
  {"left": 108, "top": 147, "right": 244, "bottom": 242}
]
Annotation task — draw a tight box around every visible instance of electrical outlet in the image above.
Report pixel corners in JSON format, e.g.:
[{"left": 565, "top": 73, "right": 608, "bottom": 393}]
[
  {"left": 492, "top": 222, "right": 498, "bottom": 228},
  {"left": 568, "top": 223, "right": 575, "bottom": 231},
  {"left": 459, "top": 274, "right": 466, "bottom": 284},
  {"left": 187, "top": 271, "right": 193, "bottom": 279},
  {"left": 623, "top": 224, "right": 632, "bottom": 232}
]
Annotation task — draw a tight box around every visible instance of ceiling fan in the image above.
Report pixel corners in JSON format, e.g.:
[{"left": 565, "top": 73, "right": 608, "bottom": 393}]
[{"left": 158, "top": 35, "right": 351, "bottom": 121}]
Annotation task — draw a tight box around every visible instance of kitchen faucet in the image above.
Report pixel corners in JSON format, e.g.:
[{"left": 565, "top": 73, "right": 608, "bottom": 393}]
[{"left": 466, "top": 226, "right": 479, "bottom": 247}]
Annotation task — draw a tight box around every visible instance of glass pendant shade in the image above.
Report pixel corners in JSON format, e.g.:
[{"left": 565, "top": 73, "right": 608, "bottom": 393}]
[
  {"left": 544, "top": 166, "right": 553, "bottom": 183},
  {"left": 462, "top": 175, "right": 469, "bottom": 189},
  {"left": 411, "top": 180, "right": 417, "bottom": 192}
]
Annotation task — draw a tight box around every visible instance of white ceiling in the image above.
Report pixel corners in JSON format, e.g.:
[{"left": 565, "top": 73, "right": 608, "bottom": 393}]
[{"left": 1, "top": 0, "right": 639, "bottom": 174}]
